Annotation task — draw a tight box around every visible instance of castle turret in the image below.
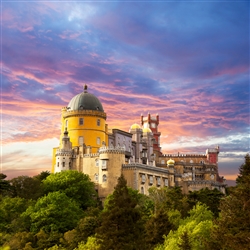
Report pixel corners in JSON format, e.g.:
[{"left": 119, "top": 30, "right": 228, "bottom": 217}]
[{"left": 54, "top": 128, "right": 73, "bottom": 173}]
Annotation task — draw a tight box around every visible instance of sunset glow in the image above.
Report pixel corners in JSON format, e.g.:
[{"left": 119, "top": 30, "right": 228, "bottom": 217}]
[{"left": 2, "top": 1, "right": 249, "bottom": 184}]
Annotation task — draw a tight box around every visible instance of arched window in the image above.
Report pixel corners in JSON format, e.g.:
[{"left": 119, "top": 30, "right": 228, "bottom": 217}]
[
  {"left": 141, "top": 186, "right": 144, "bottom": 194},
  {"left": 103, "top": 174, "right": 107, "bottom": 182},
  {"left": 97, "top": 119, "right": 100, "bottom": 126}
]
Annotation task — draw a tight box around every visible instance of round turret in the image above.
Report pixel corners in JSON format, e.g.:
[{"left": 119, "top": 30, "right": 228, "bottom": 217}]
[{"left": 59, "top": 85, "right": 107, "bottom": 153}]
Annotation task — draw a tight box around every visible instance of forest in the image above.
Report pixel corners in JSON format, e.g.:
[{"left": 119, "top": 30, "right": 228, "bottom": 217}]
[{"left": 0, "top": 154, "right": 249, "bottom": 250}]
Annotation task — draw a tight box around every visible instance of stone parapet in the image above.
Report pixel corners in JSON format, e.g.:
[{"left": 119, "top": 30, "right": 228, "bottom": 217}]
[
  {"left": 62, "top": 109, "right": 107, "bottom": 119},
  {"left": 122, "top": 163, "right": 169, "bottom": 174},
  {"left": 99, "top": 146, "right": 125, "bottom": 154}
]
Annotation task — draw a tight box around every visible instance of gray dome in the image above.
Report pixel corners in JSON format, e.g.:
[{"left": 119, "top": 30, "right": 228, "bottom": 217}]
[{"left": 68, "top": 85, "right": 104, "bottom": 112}]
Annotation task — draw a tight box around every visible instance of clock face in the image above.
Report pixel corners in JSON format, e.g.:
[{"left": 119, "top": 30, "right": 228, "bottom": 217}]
[
  {"left": 211, "top": 174, "right": 214, "bottom": 180},
  {"left": 151, "top": 123, "right": 156, "bottom": 128}
]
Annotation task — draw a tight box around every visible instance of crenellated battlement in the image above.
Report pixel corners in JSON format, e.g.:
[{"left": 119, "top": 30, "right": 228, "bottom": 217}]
[{"left": 162, "top": 154, "right": 206, "bottom": 158}]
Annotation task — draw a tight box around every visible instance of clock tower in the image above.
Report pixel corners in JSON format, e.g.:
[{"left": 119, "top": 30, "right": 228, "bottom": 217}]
[{"left": 141, "top": 113, "right": 162, "bottom": 156}]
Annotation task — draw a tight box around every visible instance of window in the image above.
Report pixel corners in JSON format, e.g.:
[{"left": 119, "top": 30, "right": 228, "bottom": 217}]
[
  {"left": 95, "top": 174, "right": 99, "bottom": 182},
  {"left": 141, "top": 174, "right": 146, "bottom": 183},
  {"left": 103, "top": 174, "right": 107, "bottom": 182},
  {"left": 149, "top": 176, "right": 153, "bottom": 185},
  {"left": 79, "top": 118, "right": 84, "bottom": 125},
  {"left": 157, "top": 177, "right": 161, "bottom": 186},
  {"left": 65, "top": 120, "right": 68, "bottom": 128},
  {"left": 102, "top": 160, "right": 107, "bottom": 170},
  {"left": 141, "top": 187, "right": 144, "bottom": 194},
  {"left": 161, "top": 160, "right": 165, "bottom": 164},
  {"left": 78, "top": 136, "right": 84, "bottom": 145},
  {"left": 57, "top": 162, "right": 59, "bottom": 167},
  {"left": 97, "top": 137, "right": 100, "bottom": 145},
  {"left": 95, "top": 159, "right": 99, "bottom": 167},
  {"left": 62, "top": 162, "right": 65, "bottom": 167},
  {"left": 164, "top": 179, "right": 169, "bottom": 187},
  {"left": 97, "top": 119, "right": 100, "bottom": 126}
]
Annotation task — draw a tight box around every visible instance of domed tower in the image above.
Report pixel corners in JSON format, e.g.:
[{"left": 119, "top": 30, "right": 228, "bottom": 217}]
[{"left": 60, "top": 85, "right": 108, "bottom": 152}]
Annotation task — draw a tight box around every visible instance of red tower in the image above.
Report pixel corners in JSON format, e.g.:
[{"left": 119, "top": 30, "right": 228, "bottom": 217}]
[
  {"left": 206, "top": 146, "right": 220, "bottom": 164},
  {"left": 141, "top": 113, "right": 162, "bottom": 154}
]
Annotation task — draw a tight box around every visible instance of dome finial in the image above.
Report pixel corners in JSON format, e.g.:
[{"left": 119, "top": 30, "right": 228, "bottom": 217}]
[{"left": 84, "top": 84, "right": 88, "bottom": 93}]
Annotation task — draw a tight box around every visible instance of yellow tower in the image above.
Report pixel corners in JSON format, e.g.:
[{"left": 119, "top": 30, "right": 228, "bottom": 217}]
[{"left": 52, "top": 85, "right": 108, "bottom": 172}]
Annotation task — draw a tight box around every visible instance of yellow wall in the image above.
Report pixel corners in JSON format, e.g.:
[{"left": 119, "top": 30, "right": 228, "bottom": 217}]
[{"left": 60, "top": 109, "right": 108, "bottom": 153}]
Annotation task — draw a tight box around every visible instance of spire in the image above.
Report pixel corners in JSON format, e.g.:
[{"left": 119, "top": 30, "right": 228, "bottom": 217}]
[{"left": 84, "top": 84, "right": 88, "bottom": 93}]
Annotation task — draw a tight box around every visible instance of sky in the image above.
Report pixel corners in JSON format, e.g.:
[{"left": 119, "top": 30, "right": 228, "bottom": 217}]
[{"left": 1, "top": 0, "right": 249, "bottom": 185}]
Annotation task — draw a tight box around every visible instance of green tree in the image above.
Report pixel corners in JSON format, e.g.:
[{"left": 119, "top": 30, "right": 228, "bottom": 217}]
[
  {"left": 236, "top": 153, "right": 250, "bottom": 185},
  {"left": 177, "top": 230, "right": 191, "bottom": 250},
  {"left": 2, "top": 231, "right": 35, "bottom": 250},
  {"left": 22, "top": 191, "right": 83, "bottom": 234},
  {"left": 61, "top": 208, "right": 102, "bottom": 250},
  {"left": 156, "top": 203, "right": 214, "bottom": 250},
  {"left": 96, "top": 174, "right": 146, "bottom": 250},
  {"left": 187, "top": 188, "right": 224, "bottom": 217},
  {"left": 34, "top": 230, "right": 63, "bottom": 250},
  {"left": 208, "top": 154, "right": 250, "bottom": 250},
  {"left": 0, "top": 173, "right": 11, "bottom": 196},
  {"left": 9, "top": 176, "right": 43, "bottom": 200},
  {"left": 75, "top": 236, "right": 100, "bottom": 250},
  {"left": 34, "top": 171, "right": 50, "bottom": 181},
  {"left": 145, "top": 208, "right": 174, "bottom": 249},
  {"left": 148, "top": 186, "right": 190, "bottom": 217},
  {"left": 43, "top": 171, "right": 97, "bottom": 209},
  {"left": 0, "top": 196, "right": 33, "bottom": 233}
]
